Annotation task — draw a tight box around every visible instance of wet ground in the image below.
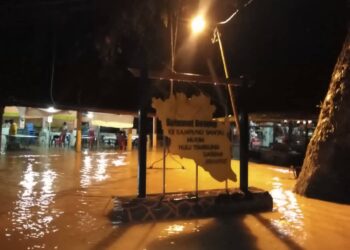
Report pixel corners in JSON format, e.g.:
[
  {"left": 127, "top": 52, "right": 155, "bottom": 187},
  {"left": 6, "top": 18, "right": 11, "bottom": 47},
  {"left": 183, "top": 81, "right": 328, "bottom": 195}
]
[{"left": 0, "top": 148, "right": 349, "bottom": 250}]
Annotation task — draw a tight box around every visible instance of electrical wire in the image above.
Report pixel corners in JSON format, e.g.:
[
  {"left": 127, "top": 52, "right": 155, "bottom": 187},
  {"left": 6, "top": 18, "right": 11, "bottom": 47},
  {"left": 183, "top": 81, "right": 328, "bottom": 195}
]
[{"left": 218, "top": 0, "right": 254, "bottom": 25}]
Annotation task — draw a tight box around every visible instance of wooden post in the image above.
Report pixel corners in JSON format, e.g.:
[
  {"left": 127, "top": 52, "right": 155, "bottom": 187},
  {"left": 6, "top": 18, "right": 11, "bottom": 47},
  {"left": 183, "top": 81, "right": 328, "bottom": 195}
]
[
  {"left": 127, "top": 128, "right": 133, "bottom": 151},
  {"left": 152, "top": 117, "right": 157, "bottom": 149},
  {"left": 75, "top": 111, "right": 82, "bottom": 153},
  {"left": 138, "top": 108, "right": 147, "bottom": 198},
  {"left": 239, "top": 109, "right": 249, "bottom": 193}
]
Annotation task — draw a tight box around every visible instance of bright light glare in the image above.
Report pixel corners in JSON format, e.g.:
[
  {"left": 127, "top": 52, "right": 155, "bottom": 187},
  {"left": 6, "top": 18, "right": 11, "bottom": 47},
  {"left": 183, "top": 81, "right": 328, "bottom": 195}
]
[
  {"left": 87, "top": 112, "right": 94, "bottom": 119},
  {"left": 47, "top": 116, "right": 53, "bottom": 123},
  {"left": 47, "top": 107, "right": 58, "bottom": 113},
  {"left": 191, "top": 15, "right": 205, "bottom": 34}
]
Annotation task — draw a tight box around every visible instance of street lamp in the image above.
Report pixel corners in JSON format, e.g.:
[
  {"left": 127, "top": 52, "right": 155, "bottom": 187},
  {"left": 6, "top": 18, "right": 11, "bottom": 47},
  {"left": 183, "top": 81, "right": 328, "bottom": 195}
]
[
  {"left": 191, "top": 12, "right": 250, "bottom": 193},
  {"left": 191, "top": 15, "right": 206, "bottom": 34},
  {"left": 190, "top": 15, "right": 240, "bottom": 135}
]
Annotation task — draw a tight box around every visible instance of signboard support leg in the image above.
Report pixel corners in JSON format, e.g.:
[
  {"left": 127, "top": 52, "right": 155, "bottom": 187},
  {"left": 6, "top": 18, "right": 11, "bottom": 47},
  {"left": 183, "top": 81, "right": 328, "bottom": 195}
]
[
  {"left": 162, "top": 136, "right": 166, "bottom": 195},
  {"left": 195, "top": 163, "right": 199, "bottom": 199},
  {"left": 138, "top": 108, "right": 147, "bottom": 198}
]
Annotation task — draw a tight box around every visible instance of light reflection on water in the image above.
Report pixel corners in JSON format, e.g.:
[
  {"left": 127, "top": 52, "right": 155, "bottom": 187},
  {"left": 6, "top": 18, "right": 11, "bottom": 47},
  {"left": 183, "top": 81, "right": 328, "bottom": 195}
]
[
  {"left": 75, "top": 152, "right": 124, "bottom": 233},
  {"left": 270, "top": 176, "right": 306, "bottom": 242},
  {"left": 1, "top": 151, "right": 130, "bottom": 249},
  {"left": 81, "top": 156, "right": 92, "bottom": 188},
  {"left": 3, "top": 151, "right": 349, "bottom": 249},
  {"left": 165, "top": 224, "right": 185, "bottom": 235},
  {"left": 9, "top": 159, "right": 62, "bottom": 244},
  {"left": 267, "top": 167, "right": 290, "bottom": 174},
  {"left": 9, "top": 154, "right": 61, "bottom": 159},
  {"left": 156, "top": 223, "right": 188, "bottom": 242},
  {"left": 80, "top": 154, "right": 111, "bottom": 188},
  {"left": 95, "top": 156, "right": 108, "bottom": 182},
  {"left": 80, "top": 152, "right": 126, "bottom": 187},
  {"left": 111, "top": 159, "right": 129, "bottom": 167}
]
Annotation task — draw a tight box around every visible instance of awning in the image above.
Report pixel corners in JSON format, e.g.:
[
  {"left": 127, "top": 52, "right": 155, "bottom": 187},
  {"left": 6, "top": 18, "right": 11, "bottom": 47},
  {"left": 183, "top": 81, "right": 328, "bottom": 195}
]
[
  {"left": 90, "top": 112, "right": 134, "bottom": 128},
  {"left": 25, "top": 107, "right": 74, "bottom": 117},
  {"left": 3, "top": 106, "right": 19, "bottom": 117},
  {"left": 4, "top": 106, "right": 77, "bottom": 121}
]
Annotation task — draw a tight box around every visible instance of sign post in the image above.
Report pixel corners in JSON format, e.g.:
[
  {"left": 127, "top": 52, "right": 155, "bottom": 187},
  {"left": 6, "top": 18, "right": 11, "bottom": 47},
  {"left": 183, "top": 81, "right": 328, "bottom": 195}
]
[
  {"left": 162, "top": 140, "right": 166, "bottom": 195},
  {"left": 195, "top": 163, "right": 199, "bottom": 199}
]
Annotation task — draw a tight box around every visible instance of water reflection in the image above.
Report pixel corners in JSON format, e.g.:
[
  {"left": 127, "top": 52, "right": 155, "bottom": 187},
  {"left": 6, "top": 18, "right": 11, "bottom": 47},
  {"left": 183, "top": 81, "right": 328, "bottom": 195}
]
[
  {"left": 9, "top": 154, "right": 61, "bottom": 159},
  {"left": 267, "top": 167, "right": 290, "bottom": 174},
  {"left": 9, "top": 158, "right": 62, "bottom": 244},
  {"left": 80, "top": 154, "right": 110, "bottom": 188},
  {"left": 80, "top": 151, "right": 127, "bottom": 190},
  {"left": 1, "top": 151, "right": 350, "bottom": 249},
  {"left": 75, "top": 152, "right": 115, "bottom": 233},
  {"left": 270, "top": 176, "right": 306, "bottom": 242},
  {"left": 81, "top": 156, "right": 92, "bottom": 188},
  {"left": 95, "top": 155, "right": 108, "bottom": 182},
  {"left": 165, "top": 224, "right": 185, "bottom": 235}
]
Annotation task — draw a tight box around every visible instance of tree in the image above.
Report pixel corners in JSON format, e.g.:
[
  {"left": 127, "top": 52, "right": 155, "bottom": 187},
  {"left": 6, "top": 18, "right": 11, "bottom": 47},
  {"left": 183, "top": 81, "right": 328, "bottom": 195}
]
[{"left": 294, "top": 28, "right": 350, "bottom": 203}]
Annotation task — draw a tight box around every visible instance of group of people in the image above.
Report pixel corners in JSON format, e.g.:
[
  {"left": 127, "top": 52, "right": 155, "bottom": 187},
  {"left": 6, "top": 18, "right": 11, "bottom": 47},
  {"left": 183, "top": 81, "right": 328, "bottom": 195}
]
[
  {"left": 3, "top": 119, "right": 129, "bottom": 151},
  {"left": 2, "top": 119, "right": 130, "bottom": 152},
  {"left": 2, "top": 120, "right": 18, "bottom": 136},
  {"left": 2, "top": 120, "right": 18, "bottom": 148},
  {"left": 75, "top": 123, "right": 127, "bottom": 151}
]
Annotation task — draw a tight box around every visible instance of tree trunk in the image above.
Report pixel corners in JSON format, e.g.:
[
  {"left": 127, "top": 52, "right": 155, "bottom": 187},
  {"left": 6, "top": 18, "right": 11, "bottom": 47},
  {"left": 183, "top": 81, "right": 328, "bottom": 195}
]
[{"left": 294, "top": 29, "right": 350, "bottom": 203}]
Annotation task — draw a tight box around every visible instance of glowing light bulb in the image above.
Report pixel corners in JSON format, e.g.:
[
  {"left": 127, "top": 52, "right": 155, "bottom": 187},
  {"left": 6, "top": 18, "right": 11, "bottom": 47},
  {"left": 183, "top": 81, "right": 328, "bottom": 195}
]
[{"left": 191, "top": 15, "right": 205, "bottom": 34}]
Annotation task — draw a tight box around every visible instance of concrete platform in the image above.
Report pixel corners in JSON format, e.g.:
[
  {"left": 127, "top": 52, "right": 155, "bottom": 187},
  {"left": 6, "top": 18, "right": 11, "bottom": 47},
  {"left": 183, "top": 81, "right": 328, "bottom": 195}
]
[{"left": 109, "top": 187, "right": 273, "bottom": 223}]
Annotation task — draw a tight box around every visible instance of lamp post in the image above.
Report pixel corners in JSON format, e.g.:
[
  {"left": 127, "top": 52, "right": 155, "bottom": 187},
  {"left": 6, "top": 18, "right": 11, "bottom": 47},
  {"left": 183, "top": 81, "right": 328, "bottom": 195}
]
[
  {"left": 211, "top": 26, "right": 241, "bottom": 136},
  {"left": 191, "top": 16, "right": 240, "bottom": 136},
  {"left": 191, "top": 15, "right": 248, "bottom": 193}
]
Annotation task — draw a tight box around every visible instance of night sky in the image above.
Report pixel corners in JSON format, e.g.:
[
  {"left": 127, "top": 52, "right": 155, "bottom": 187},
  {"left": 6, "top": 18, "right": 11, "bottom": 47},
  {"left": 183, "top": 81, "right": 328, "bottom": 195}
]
[
  {"left": 175, "top": 0, "right": 348, "bottom": 113},
  {"left": 0, "top": 0, "right": 348, "bottom": 115}
]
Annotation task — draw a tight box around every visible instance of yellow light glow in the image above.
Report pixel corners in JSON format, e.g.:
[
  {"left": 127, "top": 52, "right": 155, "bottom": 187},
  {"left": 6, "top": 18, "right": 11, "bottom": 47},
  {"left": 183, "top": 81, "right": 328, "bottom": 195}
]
[{"left": 191, "top": 15, "right": 205, "bottom": 34}]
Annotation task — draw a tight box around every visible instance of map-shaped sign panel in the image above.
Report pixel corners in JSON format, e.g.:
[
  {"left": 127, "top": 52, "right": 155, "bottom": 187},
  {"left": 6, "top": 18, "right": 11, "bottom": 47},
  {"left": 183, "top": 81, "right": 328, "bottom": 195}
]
[{"left": 152, "top": 93, "right": 237, "bottom": 182}]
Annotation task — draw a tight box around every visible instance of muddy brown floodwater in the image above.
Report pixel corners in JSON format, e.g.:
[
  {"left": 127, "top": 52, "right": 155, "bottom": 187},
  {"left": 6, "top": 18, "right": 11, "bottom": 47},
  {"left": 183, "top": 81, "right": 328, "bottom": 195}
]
[{"left": 0, "top": 148, "right": 349, "bottom": 249}]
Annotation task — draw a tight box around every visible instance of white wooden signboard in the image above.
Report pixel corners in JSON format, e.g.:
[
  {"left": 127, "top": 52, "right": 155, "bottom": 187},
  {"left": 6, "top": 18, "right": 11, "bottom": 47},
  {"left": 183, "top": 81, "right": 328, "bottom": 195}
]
[{"left": 152, "top": 93, "right": 237, "bottom": 182}]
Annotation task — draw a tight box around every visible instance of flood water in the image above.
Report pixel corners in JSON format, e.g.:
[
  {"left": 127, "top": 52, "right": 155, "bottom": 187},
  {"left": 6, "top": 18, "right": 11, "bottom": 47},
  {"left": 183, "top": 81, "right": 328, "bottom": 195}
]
[{"left": 0, "top": 148, "right": 349, "bottom": 249}]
